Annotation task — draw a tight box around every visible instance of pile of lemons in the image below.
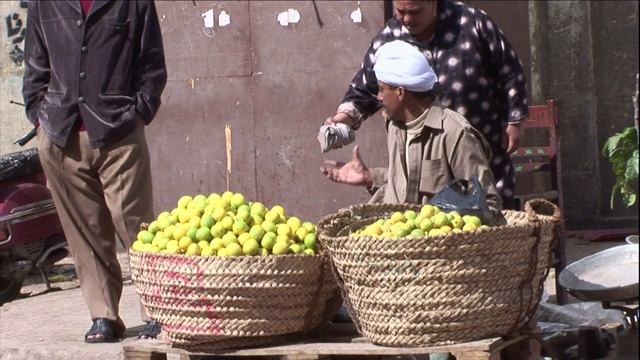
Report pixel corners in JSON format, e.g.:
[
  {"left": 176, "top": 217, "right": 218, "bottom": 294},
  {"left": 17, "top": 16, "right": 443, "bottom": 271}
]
[
  {"left": 352, "top": 204, "right": 489, "bottom": 238},
  {"left": 132, "top": 191, "right": 317, "bottom": 256}
]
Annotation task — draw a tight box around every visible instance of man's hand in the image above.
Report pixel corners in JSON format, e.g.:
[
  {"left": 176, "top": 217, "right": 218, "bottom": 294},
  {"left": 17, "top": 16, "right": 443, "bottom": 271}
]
[
  {"left": 320, "top": 145, "right": 373, "bottom": 187},
  {"left": 324, "top": 112, "right": 356, "bottom": 127},
  {"left": 503, "top": 122, "right": 523, "bottom": 153}
]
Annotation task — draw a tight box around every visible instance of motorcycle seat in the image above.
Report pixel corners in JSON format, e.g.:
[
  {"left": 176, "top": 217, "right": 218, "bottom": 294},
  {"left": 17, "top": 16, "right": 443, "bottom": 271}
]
[{"left": 0, "top": 148, "right": 43, "bottom": 183}]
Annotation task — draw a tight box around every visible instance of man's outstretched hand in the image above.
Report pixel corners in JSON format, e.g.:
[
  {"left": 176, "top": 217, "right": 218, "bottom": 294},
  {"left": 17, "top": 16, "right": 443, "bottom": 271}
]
[{"left": 320, "top": 145, "right": 373, "bottom": 187}]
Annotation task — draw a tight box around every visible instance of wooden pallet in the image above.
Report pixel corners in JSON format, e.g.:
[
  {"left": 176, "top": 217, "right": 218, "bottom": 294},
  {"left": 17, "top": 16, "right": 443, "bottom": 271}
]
[{"left": 123, "top": 324, "right": 531, "bottom": 360}]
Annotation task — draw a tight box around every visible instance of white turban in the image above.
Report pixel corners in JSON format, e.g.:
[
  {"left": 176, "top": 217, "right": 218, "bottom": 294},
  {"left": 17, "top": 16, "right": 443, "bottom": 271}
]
[{"left": 373, "top": 41, "right": 437, "bottom": 92}]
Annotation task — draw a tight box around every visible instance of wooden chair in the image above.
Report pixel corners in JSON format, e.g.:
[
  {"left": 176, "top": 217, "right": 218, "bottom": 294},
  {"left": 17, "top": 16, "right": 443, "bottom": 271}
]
[{"left": 512, "top": 99, "right": 568, "bottom": 305}]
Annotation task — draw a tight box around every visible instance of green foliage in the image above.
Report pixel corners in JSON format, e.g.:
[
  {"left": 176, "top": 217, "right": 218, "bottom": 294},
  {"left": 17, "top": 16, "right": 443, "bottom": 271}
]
[{"left": 602, "top": 127, "right": 639, "bottom": 208}]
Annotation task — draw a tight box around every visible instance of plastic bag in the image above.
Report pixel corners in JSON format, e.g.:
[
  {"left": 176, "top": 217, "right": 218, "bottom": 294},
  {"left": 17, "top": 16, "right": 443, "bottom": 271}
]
[{"left": 427, "top": 176, "right": 498, "bottom": 226}]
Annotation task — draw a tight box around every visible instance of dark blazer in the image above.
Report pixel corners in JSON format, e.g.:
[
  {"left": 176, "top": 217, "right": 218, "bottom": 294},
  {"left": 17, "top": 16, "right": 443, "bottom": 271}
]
[{"left": 22, "top": 0, "right": 167, "bottom": 148}]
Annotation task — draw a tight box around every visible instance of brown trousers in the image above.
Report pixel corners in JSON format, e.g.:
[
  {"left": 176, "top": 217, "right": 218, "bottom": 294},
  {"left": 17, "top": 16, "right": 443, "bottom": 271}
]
[{"left": 37, "top": 125, "right": 153, "bottom": 327}]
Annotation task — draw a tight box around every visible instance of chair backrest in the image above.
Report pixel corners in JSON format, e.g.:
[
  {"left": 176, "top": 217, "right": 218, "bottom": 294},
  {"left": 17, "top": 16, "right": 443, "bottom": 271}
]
[
  {"left": 511, "top": 99, "right": 568, "bottom": 305},
  {"left": 511, "top": 99, "right": 563, "bottom": 211}
]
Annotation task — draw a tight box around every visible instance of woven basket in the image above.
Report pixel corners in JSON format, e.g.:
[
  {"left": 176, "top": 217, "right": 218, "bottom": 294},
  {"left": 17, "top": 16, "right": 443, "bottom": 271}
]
[
  {"left": 316, "top": 198, "right": 560, "bottom": 347},
  {"left": 129, "top": 251, "right": 342, "bottom": 350}
]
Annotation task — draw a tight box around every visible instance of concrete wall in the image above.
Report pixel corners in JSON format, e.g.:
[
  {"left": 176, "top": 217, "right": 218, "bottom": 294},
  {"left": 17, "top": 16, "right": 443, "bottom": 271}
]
[
  {"left": 0, "top": 1, "right": 31, "bottom": 156},
  {"left": 530, "top": 1, "right": 639, "bottom": 229}
]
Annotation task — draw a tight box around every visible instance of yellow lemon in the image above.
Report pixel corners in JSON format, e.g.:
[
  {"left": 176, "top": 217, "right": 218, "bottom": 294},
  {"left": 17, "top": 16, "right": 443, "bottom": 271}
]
[
  {"left": 201, "top": 247, "right": 216, "bottom": 256},
  {"left": 295, "top": 227, "right": 309, "bottom": 241},
  {"left": 389, "top": 211, "right": 406, "bottom": 225},
  {"left": 289, "top": 243, "right": 304, "bottom": 254},
  {"left": 198, "top": 240, "right": 210, "bottom": 249},
  {"left": 237, "top": 232, "right": 251, "bottom": 246},
  {"left": 188, "top": 216, "right": 201, "bottom": 229},
  {"left": 264, "top": 210, "right": 280, "bottom": 223},
  {"left": 250, "top": 202, "right": 267, "bottom": 218},
  {"left": 463, "top": 223, "right": 478, "bottom": 231},
  {"left": 157, "top": 211, "right": 171, "bottom": 222},
  {"left": 210, "top": 224, "right": 226, "bottom": 239},
  {"left": 132, "top": 240, "right": 144, "bottom": 252},
  {"left": 463, "top": 215, "right": 483, "bottom": 228},
  {"left": 222, "top": 232, "right": 238, "bottom": 246},
  {"left": 261, "top": 220, "right": 277, "bottom": 234},
  {"left": 166, "top": 240, "right": 181, "bottom": 254},
  {"left": 213, "top": 198, "right": 230, "bottom": 211},
  {"left": 226, "top": 242, "right": 243, "bottom": 256},
  {"left": 207, "top": 192, "right": 221, "bottom": 205},
  {"left": 138, "top": 230, "right": 154, "bottom": 244},
  {"left": 419, "top": 218, "right": 434, "bottom": 232},
  {"left": 157, "top": 237, "right": 171, "bottom": 250},
  {"left": 230, "top": 193, "right": 246, "bottom": 209},
  {"left": 303, "top": 233, "right": 317, "bottom": 250},
  {"left": 276, "top": 224, "right": 292, "bottom": 237},
  {"left": 249, "top": 225, "right": 266, "bottom": 240},
  {"left": 235, "top": 209, "right": 251, "bottom": 224},
  {"left": 201, "top": 213, "right": 215, "bottom": 229},
  {"left": 210, "top": 238, "right": 225, "bottom": 251},
  {"left": 178, "top": 236, "right": 194, "bottom": 251},
  {"left": 221, "top": 191, "right": 234, "bottom": 202},
  {"left": 220, "top": 216, "right": 234, "bottom": 231},
  {"left": 172, "top": 225, "right": 188, "bottom": 241},
  {"left": 272, "top": 241, "right": 289, "bottom": 255},
  {"left": 212, "top": 207, "right": 226, "bottom": 222},
  {"left": 177, "top": 195, "right": 193, "bottom": 209},
  {"left": 232, "top": 220, "right": 250, "bottom": 235},
  {"left": 186, "top": 243, "right": 201, "bottom": 256},
  {"left": 217, "top": 248, "right": 228, "bottom": 257},
  {"left": 302, "top": 221, "right": 316, "bottom": 233},
  {"left": 195, "top": 227, "right": 212, "bottom": 241},
  {"left": 187, "top": 227, "right": 198, "bottom": 240},
  {"left": 163, "top": 225, "right": 177, "bottom": 240},
  {"left": 432, "top": 213, "right": 450, "bottom": 228},
  {"left": 147, "top": 221, "right": 160, "bottom": 234},
  {"left": 242, "top": 239, "right": 260, "bottom": 255},
  {"left": 271, "top": 205, "right": 286, "bottom": 217},
  {"left": 286, "top": 216, "right": 302, "bottom": 233},
  {"left": 251, "top": 215, "right": 264, "bottom": 226},
  {"left": 410, "top": 229, "right": 425, "bottom": 237},
  {"left": 303, "top": 248, "right": 316, "bottom": 255},
  {"left": 261, "top": 232, "right": 277, "bottom": 250}
]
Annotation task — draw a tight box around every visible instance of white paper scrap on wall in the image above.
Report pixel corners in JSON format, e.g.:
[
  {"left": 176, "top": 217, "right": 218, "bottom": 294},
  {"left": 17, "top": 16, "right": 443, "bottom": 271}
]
[
  {"left": 219, "top": 10, "right": 231, "bottom": 27},
  {"left": 350, "top": 7, "right": 362, "bottom": 23},
  {"left": 202, "top": 9, "right": 215, "bottom": 28},
  {"left": 277, "top": 11, "right": 289, "bottom": 26},
  {"left": 287, "top": 9, "right": 301, "bottom": 24}
]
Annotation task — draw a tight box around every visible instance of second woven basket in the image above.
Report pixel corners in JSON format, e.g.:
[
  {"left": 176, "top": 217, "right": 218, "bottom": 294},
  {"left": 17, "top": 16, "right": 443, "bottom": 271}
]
[{"left": 316, "top": 198, "right": 560, "bottom": 347}]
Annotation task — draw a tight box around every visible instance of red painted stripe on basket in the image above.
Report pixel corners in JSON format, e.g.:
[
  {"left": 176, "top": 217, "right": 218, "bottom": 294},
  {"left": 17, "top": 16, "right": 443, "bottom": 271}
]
[{"left": 142, "top": 254, "right": 225, "bottom": 335}]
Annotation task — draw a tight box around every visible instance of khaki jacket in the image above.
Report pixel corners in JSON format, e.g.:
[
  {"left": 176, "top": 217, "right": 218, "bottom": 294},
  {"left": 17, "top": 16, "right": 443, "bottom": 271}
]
[{"left": 369, "top": 101, "right": 502, "bottom": 211}]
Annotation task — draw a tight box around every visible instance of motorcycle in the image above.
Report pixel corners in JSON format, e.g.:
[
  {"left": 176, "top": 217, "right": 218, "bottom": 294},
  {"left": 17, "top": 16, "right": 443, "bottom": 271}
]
[{"left": 0, "top": 115, "right": 68, "bottom": 305}]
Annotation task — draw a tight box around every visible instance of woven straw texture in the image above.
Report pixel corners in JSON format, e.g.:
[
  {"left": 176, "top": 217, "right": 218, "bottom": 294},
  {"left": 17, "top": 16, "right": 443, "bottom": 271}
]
[
  {"left": 129, "top": 251, "right": 342, "bottom": 350},
  {"left": 316, "top": 198, "right": 560, "bottom": 347}
]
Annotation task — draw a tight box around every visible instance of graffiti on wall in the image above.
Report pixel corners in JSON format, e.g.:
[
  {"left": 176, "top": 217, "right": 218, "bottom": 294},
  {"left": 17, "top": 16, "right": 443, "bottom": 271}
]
[{"left": 5, "top": 1, "right": 28, "bottom": 66}]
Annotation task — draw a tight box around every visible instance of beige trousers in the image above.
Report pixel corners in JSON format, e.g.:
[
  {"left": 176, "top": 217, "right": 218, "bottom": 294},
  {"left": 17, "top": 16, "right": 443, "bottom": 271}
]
[{"left": 37, "top": 125, "right": 153, "bottom": 327}]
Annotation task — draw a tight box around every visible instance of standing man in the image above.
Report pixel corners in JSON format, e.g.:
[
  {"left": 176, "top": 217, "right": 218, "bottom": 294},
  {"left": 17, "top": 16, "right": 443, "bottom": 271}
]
[
  {"left": 323, "top": 0, "right": 528, "bottom": 209},
  {"left": 22, "top": 0, "right": 167, "bottom": 343}
]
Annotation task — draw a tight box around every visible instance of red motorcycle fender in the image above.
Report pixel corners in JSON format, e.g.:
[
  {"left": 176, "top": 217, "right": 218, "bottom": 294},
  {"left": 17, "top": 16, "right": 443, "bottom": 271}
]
[{"left": 0, "top": 183, "right": 64, "bottom": 249}]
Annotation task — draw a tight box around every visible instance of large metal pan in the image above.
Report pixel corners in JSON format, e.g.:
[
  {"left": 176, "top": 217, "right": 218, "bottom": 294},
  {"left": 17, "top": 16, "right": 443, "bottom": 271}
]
[{"left": 558, "top": 244, "right": 639, "bottom": 302}]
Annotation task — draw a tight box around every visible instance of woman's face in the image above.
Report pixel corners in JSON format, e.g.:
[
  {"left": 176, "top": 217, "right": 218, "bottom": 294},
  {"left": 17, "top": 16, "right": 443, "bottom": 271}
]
[{"left": 393, "top": 0, "right": 437, "bottom": 36}]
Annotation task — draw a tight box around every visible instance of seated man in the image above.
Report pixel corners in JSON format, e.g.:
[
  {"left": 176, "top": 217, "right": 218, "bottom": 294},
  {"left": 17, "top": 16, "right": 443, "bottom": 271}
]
[{"left": 321, "top": 40, "right": 502, "bottom": 212}]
